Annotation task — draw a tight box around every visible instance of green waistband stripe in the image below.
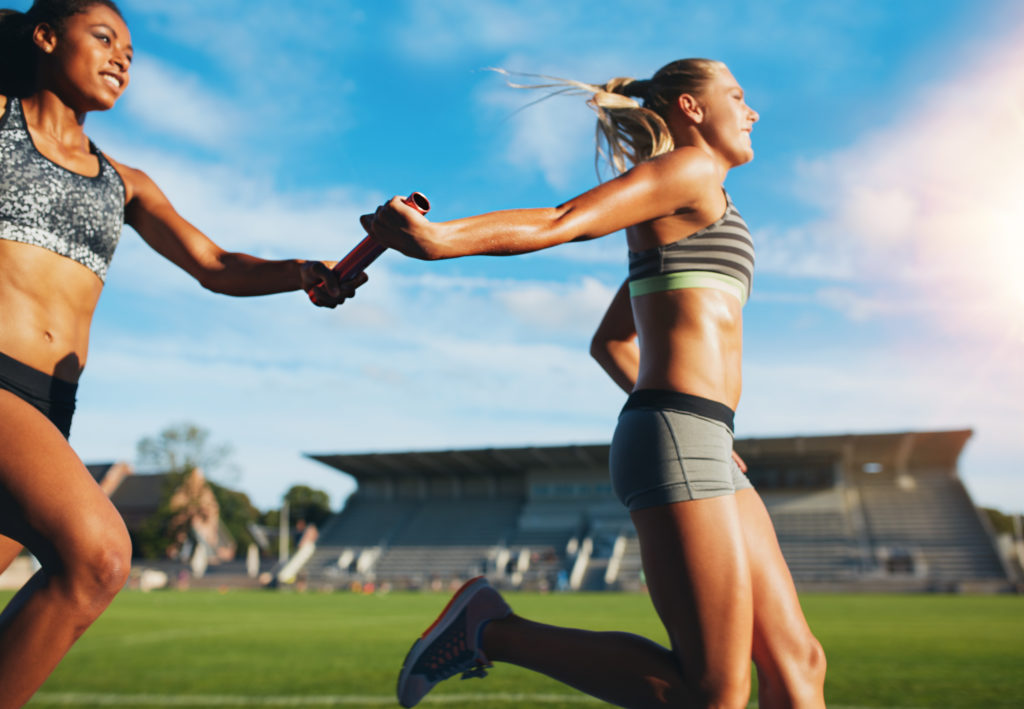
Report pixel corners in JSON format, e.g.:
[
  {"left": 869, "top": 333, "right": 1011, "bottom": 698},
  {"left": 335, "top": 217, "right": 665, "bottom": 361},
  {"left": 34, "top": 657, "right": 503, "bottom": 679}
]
[{"left": 628, "top": 271, "right": 747, "bottom": 304}]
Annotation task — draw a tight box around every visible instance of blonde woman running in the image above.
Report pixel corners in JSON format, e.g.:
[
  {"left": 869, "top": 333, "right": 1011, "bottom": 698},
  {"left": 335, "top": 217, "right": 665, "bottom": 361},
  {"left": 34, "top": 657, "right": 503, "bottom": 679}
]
[{"left": 369, "top": 59, "right": 827, "bottom": 709}]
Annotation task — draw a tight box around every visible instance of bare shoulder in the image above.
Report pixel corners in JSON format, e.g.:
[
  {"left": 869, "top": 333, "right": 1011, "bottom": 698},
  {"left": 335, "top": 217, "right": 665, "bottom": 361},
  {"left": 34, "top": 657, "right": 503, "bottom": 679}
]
[
  {"left": 0, "top": 94, "right": 7, "bottom": 115},
  {"left": 641, "top": 146, "right": 720, "bottom": 185},
  {"left": 617, "top": 146, "right": 722, "bottom": 215},
  {"left": 104, "top": 155, "right": 161, "bottom": 205}
]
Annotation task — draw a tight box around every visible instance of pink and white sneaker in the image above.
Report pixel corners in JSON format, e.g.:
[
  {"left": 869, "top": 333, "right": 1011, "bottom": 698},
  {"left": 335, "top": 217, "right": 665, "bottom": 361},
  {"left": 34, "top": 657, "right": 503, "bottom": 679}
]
[{"left": 396, "top": 576, "right": 512, "bottom": 708}]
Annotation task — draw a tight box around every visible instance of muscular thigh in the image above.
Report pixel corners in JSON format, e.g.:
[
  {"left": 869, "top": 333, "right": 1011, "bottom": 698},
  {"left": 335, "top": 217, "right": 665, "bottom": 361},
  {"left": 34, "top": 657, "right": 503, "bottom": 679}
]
[
  {"left": 631, "top": 495, "right": 753, "bottom": 690},
  {"left": 734, "top": 489, "right": 816, "bottom": 664},
  {"left": 0, "top": 391, "right": 126, "bottom": 567}
]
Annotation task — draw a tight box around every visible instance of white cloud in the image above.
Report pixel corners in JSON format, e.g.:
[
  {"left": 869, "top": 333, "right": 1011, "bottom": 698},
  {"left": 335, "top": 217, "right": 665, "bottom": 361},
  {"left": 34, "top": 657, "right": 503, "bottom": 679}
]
[
  {"left": 117, "top": 0, "right": 359, "bottom": 144},
  {"left": 121, "top": 0, "right": 365, "bottom": 66},
  {"left": 476, "top": 49, "right": 656, "bottom": 191},
  {"left": 740, "top": 319, "right": 1024, "bottom": 511},
  {"left": 394, "top": 1, "right": 567, "bottom": 59},
  {"left": 120, "top": 57, "right": 242, "bottom": 149},
  {"left": 766, "top": 21, "right": 1024, "bottom": 333},
  {"left": 496, "top": 276, "right": 614, "bottom": 332},
  {"left": 478, "top": 75, "right": 595, "bottom": 190}
]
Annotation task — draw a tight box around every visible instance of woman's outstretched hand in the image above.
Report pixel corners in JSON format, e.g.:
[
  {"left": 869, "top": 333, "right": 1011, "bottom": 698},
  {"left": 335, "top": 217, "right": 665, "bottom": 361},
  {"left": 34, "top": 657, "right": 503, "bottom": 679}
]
[
  {"left": 362, "top": 196, "right": 441, "bottom": 260},
  {"left": 300, "top": 262, "right": 368, "bottom": 308}
]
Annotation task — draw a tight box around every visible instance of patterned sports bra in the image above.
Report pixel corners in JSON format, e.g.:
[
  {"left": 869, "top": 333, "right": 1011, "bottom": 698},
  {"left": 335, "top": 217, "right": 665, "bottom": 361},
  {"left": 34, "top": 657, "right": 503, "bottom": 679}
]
[
  {"left": 628, "top": 191, "right": 754, "bottom": 305},
  {"left": 0, "top": 97, "right": 125, "bottom": 282}
]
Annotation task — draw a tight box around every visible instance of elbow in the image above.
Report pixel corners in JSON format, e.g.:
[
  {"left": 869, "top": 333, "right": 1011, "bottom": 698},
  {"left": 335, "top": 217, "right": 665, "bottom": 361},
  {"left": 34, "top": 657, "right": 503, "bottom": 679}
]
[
  {"left": 196, "top": 270, "right": 231, "bottom": 295},
  {"left": 589, "top": 335, "right": 609, "bottom": 364},
  {"left": 547, "top": 207, "right": 592, "bottom": 247},
  {"left": 195, "top": 252, "right": 243, "bottom": 294}
]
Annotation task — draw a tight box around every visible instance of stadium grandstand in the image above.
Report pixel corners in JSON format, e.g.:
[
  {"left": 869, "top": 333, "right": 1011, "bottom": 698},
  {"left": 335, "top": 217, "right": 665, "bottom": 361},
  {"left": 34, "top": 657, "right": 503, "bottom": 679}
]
[{"left": 302, "top": 429, "right": 1015, "bottom": 593}]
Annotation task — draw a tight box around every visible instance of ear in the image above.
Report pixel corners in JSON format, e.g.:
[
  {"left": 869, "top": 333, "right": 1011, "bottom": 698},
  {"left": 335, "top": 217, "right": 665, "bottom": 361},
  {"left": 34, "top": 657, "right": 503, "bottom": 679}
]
[
  {"left": 675, "top": 93, "right": 704, "bottom": 124},
  {"left": 32, "top": 22, "right": 58, "bottom": 55}
]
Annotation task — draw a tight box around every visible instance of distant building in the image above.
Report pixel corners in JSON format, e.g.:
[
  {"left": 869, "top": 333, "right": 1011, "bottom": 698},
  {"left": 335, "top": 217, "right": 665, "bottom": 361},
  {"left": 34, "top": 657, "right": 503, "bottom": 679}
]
[
  {"left": 88, "top": 463, "right": 236, "bottom": 563},
  {"left": 302, "top": 429, "right": 1014, "bottom": 592}
]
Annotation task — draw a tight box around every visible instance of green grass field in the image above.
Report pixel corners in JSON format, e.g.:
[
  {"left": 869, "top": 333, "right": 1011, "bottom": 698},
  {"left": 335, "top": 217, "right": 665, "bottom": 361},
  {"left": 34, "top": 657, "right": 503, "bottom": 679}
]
[{"left": 5, "top": 589, "right": 1021, "bottom": 708}]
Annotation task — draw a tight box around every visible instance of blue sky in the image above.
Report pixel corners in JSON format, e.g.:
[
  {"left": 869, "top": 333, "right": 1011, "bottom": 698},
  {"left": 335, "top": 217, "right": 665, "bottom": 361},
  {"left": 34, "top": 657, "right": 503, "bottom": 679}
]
[{"left": 17, "top": 0, "right": 1023, "bottom": 513}]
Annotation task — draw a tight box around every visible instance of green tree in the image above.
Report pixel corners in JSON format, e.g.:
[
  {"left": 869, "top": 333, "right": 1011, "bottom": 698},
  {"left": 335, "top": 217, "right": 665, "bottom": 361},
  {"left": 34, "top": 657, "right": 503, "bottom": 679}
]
[
  {"left": 210, "top": 482, "right": 260, "bottom": 554},
  {"left": 133, "top": 423, "right": 242, "bottom": 558},
  {"left": 982, "top": 507, "right": 1019, "bottom": 536},
  {"left": 137, "top": 422, "right": 235, "bottom": 478},
  {"left": 283, "top": 485, "right": 333, "bottom": 527},
  {"left": 133, "top": 471, "right": 189, "bottom": 559}
]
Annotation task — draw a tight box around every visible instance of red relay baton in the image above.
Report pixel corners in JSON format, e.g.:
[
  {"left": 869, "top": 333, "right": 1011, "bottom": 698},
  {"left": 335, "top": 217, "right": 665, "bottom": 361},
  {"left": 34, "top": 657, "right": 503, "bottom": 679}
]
[{"left": 308, "top": 191, "right": 431, "bottom": 305}]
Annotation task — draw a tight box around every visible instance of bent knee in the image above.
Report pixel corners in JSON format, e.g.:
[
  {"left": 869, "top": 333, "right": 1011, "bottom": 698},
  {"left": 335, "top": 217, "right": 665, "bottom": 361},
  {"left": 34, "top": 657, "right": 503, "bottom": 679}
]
[
  {"left": 805, "top": 635, "right": 827, "bottom": 681},
  {"left": 61, "top": 529, "right": 132, "bottom": 609},
  {"left": 782, "top": 633, "right": 826, "bottom": 683},
  {"left": 84, "top": 539, "right": 132, "bottom": 594},
  {"left": 754, "top": 632, "right": 827, "bottom": 704}
]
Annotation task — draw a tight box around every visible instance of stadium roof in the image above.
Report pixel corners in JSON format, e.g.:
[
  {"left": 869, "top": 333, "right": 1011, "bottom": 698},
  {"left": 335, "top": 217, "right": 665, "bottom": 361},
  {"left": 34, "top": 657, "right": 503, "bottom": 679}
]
[
  {"left": 308, "top": 429, "right": 974, "bottom": 482},
  {"left": 307, "top": 444, "right": 610, "bottom": 482},
  {"left": 737, "top": 429, "right": 973, "bottom": 466}
]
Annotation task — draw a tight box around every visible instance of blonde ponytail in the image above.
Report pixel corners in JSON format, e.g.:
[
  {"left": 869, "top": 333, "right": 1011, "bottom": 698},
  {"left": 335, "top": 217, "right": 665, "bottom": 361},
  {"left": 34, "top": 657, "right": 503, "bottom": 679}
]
[{"left": 492, "top": 58, "right": 724, "bottom": 176}]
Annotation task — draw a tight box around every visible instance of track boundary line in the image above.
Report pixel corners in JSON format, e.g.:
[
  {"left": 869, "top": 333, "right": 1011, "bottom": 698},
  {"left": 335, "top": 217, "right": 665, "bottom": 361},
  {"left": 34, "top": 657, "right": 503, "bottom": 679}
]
[
  {"left": 31, "top": 692, "right": 601, "bottom": 706},
  {"left": 31, "top": 692, "right": 928, "bottom": 708}
]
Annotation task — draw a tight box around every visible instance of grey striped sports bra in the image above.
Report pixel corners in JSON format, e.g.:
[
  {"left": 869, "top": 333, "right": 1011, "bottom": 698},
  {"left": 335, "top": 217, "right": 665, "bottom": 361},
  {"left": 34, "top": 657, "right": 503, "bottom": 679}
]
[
  {"left": 628, "top": 191, "right": 754, "bottom": 305},
  {"left": 0, "top": 97, "right": 125, "bottom": 282}
]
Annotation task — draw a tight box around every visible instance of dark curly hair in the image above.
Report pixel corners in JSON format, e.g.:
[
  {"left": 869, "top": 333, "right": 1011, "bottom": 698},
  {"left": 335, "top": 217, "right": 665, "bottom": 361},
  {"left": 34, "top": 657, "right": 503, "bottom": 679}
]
[{"left": 1, "top": 0, "right": 124, "bottom": 97}]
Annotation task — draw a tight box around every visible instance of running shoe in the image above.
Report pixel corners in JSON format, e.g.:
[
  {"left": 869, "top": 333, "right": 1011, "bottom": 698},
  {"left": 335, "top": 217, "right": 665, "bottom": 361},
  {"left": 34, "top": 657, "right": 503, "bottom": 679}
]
[{"left": 396, "top": 576, "right": 512, "bottom": 708}]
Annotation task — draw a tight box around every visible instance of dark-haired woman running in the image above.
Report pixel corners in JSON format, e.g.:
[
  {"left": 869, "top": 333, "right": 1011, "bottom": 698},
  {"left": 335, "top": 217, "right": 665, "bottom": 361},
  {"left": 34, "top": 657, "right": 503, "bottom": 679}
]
[
  {"left": 0, "top": 3, "right": 360, "bottom": 705},
  {"left": 370, "top": 60, "right": 827, "bottom": 709}
]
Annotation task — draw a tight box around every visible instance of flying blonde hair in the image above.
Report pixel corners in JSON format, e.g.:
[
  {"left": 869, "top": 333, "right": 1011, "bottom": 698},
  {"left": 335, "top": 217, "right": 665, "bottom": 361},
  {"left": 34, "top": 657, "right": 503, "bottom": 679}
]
[{"left": 493, "top": 58, "right": 725, "bottom": 176}]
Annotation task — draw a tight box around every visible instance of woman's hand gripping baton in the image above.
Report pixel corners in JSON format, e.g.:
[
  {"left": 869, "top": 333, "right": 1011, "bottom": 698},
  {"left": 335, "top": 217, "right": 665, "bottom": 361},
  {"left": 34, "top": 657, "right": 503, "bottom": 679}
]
[{"left": 308, "top": 192, "right": 431, "bottom": 305}]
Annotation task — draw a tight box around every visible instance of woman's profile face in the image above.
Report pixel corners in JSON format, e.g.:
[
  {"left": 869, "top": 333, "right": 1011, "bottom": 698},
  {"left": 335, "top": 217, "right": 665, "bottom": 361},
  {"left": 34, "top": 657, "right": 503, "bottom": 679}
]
[
  {"left": 693, "top": 67, "right": 759, "bottom": 167},
  {"left": 35, "top": 3, "right": 133, "bottom": 112}
]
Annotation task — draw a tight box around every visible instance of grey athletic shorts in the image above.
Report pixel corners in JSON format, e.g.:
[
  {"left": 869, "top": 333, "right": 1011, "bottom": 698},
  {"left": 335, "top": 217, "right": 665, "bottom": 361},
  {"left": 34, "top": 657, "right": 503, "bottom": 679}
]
[{"left": 609, "top": 390, "right": 752, "bottom": 511}]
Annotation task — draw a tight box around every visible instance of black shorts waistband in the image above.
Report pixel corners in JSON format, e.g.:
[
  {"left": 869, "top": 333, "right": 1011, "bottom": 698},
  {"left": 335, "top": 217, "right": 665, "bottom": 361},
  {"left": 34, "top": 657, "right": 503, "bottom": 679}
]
[{"left": 621, "top": 389, "right": 735, "bottom": 432}]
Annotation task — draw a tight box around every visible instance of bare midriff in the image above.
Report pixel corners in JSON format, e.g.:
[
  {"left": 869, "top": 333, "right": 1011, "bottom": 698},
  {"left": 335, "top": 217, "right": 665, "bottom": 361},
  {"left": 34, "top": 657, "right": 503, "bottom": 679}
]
[
  {"left": 625, "top": 194, "right": 744, "bottom": 410},
  {"left": 631, "top": 287, "right": 743, "bottom": 410},
  {"left": 0, "top": 240, "right": 102, "bottom": 382}
]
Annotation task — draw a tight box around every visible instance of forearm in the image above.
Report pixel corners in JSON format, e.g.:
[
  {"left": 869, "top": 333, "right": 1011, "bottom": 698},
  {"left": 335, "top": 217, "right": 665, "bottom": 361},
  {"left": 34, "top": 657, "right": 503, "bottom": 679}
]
[
  {"left": 591, "top": 280, "right": 638, "bottom": 394},
  {"left": 591, "top": 339, "right": 639, "bottom": 394},
  {"left": 422, "top": 207, "right": 584, "bottom": 260},
  {"left": 198, "top": 253, "right": 305, "bottom": 296}
]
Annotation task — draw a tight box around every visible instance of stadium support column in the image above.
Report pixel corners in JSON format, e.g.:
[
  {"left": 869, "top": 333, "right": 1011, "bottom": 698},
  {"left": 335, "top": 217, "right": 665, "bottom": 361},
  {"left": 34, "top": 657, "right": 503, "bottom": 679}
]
[
  {"left": 279, "top": 502, "right": 290, "bottom": 563},
  {"left": 1015, "top": 514, "right": 1024, "bottom": 580},
  {"left": 895, "top": 433, "right": 916, "bottom": 480},
  {"left": 569, "top": 537, "right": 593, "bottom": 591}
]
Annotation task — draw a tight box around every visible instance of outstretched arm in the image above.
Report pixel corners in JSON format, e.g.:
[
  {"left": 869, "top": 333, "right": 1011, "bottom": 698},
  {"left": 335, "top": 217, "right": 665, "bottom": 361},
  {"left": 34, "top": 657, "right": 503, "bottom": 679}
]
[
  {"left": 591, "top": 280, "right": 639, "bottom": 394},
  {"left": 114, "top": 160, "right": 363, "bottom": 307},
  {"left": 367, "top": 146, "right": 720, "bottom": 260}
]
